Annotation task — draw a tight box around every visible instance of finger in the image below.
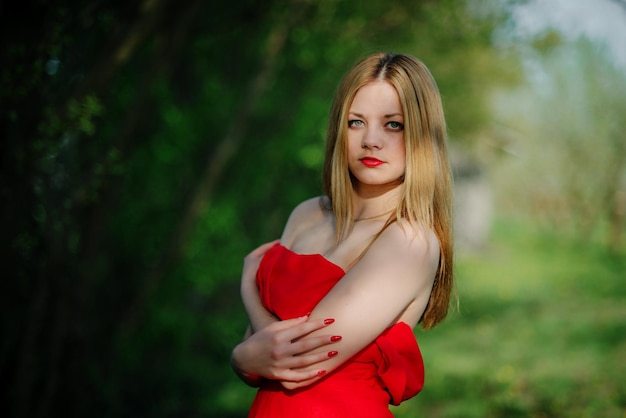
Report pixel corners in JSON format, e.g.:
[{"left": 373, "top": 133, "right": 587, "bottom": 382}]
[
  {"left": 282, "top": 349, "right": 338, "bottom": 370},
  {"left": 266, "top": 316, "right": 336, "bottom": 346},
  {"left": 283, "top": 317, "right": 335, "bottom": 342},
  {"left": 266, "top": 315, "right": 309, "bottom": 333},
  {"left": 290, "top": 334, "right": 341, "bottom": 355},
  {"left": 276, "top": 367, "right": 327, "bottom": 384}
]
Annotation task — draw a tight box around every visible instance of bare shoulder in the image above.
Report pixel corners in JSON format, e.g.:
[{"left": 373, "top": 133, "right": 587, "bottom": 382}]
[
  {"left": 368, "top": 220, "right": 440, "bottom": 271},
  {"left": 292, "top": 196, "right": 327, "bottom": 217},
  {"left": 280, "top": 196, "right": 330, "bottom": 245},
  {"left": 381, "top": 220, "right": 439, "bottom": 252}
]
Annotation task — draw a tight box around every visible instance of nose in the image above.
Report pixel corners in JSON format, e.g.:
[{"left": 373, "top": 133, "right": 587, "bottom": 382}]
[{"left": 361, "top": 126, "right": 383, "bottom": 149}]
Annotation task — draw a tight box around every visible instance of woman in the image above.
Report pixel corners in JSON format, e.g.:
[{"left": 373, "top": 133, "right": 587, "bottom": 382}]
[{"left": 231, "top": 52, "right": 454, "bottom": 417}]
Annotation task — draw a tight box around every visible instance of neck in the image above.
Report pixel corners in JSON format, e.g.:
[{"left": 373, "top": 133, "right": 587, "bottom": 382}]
[
  {"left": 354, "top": 209, "right": 394, "bottom": 222},
  {"left": 352, "top": 184, "right": 401, "bottom": 222}
]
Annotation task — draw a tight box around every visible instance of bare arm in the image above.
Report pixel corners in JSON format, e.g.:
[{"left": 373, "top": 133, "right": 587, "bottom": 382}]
[
  {"left": 232, "top": 239, "right": 341, "bottom": 386},
  {"left": 231, "top": 326, "right": 262, "bottom": 387},
  {"left": 281, "top": 222, "right": 439, "bottom": 390},
  {"left": 231, "top": 317, "right": 340, "bottom": 387},
  {"left": 239, "top": 240, "right": 281, "bottom": 333},
  {"left": 232, "top": 200, "right": 439, "bottom": 389}
]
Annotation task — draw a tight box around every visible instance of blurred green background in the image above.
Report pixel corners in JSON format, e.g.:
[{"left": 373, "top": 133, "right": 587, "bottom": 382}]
[{"left": 1, "top": 0, "right": 625, "bottom": 417}]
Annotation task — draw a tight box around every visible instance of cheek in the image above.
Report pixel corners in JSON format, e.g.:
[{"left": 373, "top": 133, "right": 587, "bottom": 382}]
[{"left": 347, "top": 134, "right": 361, "bottom": 154}]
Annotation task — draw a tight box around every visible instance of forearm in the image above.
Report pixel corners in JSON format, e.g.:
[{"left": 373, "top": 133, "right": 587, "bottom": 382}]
[
  {"left": 231, "top": 337, "right": 263, "bottom": 387},
  {"left": 240, "top": 239, "right": 281, "bottom": 332},
  {"left": 231, "top": 317, "right": 338, "bottom": 388},
  {"left": 241, "top": 279, "right": 278, "bottom": 332},
  {"left": 234, "top": 239, "right": 339, "bottom": 387}
]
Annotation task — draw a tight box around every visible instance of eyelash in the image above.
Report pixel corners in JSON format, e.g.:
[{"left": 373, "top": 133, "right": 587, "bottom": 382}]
[
  {"left": 387, "top": 121, "right": 404, "bottom": 130},
  {"left": 348, "top": 120, "right": 404, "bottom": 131}
]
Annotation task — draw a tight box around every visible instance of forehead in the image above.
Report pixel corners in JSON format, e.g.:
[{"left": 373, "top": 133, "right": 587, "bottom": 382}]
[{"left": 349, "top": 81, "right": 402, "bottom": 114}]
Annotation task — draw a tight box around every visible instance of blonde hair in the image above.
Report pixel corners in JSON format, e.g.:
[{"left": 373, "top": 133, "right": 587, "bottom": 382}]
[{"left": 322, "top": 53, "right": 454, "bottom": 329}]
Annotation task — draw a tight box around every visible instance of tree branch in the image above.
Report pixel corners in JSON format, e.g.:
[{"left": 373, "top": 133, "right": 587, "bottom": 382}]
[{"left": 119, "top": 3, "right": 309, "bottom": 335}]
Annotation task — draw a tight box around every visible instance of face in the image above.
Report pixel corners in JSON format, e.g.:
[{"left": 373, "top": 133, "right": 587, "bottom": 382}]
[{"left": 347, "top": 81, "right": 406, "bottom": 193}]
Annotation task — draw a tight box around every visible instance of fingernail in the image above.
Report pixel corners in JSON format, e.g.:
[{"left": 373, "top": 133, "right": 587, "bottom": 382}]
[
  {"left": 324, "top": 318, "right": 335, "bottom": 325},
  {"left": 317, "top": 370, "right": 327, "bottom": 376},
  {"left": 330, "top": 335, "right": 342, "bottom": 342},
  {"left": 327, "top": 351, "right": 338, "bottom": 358}
]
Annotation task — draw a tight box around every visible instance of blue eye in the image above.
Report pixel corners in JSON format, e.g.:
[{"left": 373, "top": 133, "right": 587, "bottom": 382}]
[
  {"left": 387, "top": 121, "right": 404, "bottom": 130},
  {"left": 348, "top": 120, "right": 364, "bottom": 128}
]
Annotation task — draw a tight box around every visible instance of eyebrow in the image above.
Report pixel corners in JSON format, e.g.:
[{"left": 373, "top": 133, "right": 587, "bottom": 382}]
[{"left": 349, "top": 112, "right": 404, "bottom": 119}]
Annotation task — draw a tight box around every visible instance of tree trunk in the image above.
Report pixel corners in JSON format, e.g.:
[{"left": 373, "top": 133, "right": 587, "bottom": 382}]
[{"left": 119, "top": 3, "right": 309, "bottom": 335}]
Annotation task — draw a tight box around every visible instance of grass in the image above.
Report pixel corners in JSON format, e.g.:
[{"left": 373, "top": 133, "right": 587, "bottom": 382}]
[
  {"left": 393, "top": 219, "right": 626, "bottom": 418},
  {"left": 219, "top": 218, "right": 626, "bottom": 417}
]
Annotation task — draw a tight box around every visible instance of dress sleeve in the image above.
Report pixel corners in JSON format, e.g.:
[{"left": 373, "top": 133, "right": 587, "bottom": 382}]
[{"left": 374, "top": 322, "right": 425, "bottom": 405}]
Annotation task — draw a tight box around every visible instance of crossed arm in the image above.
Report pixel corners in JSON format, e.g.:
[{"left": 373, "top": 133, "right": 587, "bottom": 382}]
[
  {"left": 231, "top": 222, "right": 439, "bottom": 390},
  {"left": 231, "top": 240, "right": 340, "bottom": 386}
]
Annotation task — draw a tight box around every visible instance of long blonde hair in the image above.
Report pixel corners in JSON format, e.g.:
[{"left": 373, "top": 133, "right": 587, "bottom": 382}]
[{"left": 322, "top": 53, "right": 454, "bottom": 329}]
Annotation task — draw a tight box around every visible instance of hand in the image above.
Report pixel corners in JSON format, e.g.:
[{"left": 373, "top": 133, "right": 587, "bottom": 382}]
[{"left": 232, "top": 315, "right": 341, "bottom": 385}]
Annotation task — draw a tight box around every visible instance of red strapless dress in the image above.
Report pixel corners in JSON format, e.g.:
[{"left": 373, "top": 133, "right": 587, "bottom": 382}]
[{"left": 248, "top": 244, "right": 424, "bottom": 418}]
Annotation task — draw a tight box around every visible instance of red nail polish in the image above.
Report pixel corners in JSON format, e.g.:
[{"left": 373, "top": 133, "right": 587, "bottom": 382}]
[
  {"left": 324, "top": 318, "right": 335, "bottom": 325},
  {"left": 327, "top": 351, "right": 338, "bottom": 358},
  {"left": 330, "top": 335, "right": 342, "bottom": 342},
  {"left": 317, "top": 370, "right": 327, "bottom": 377}
]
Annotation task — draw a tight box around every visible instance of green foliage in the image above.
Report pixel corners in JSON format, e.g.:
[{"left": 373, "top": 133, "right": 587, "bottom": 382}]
[
  {"left": 489, "top": 36, "right": 626, "bottom": 251},
  {"left": 392, "top": 218, "right": 626, "bottom": 418},
  {"left": 1, "top": 1, "right": 521, "bottom": 417}
]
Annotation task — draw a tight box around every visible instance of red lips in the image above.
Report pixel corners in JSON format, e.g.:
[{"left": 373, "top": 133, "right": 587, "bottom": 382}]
[{"left": 360, "top": 157, "right": 384, "bottom": 167}]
